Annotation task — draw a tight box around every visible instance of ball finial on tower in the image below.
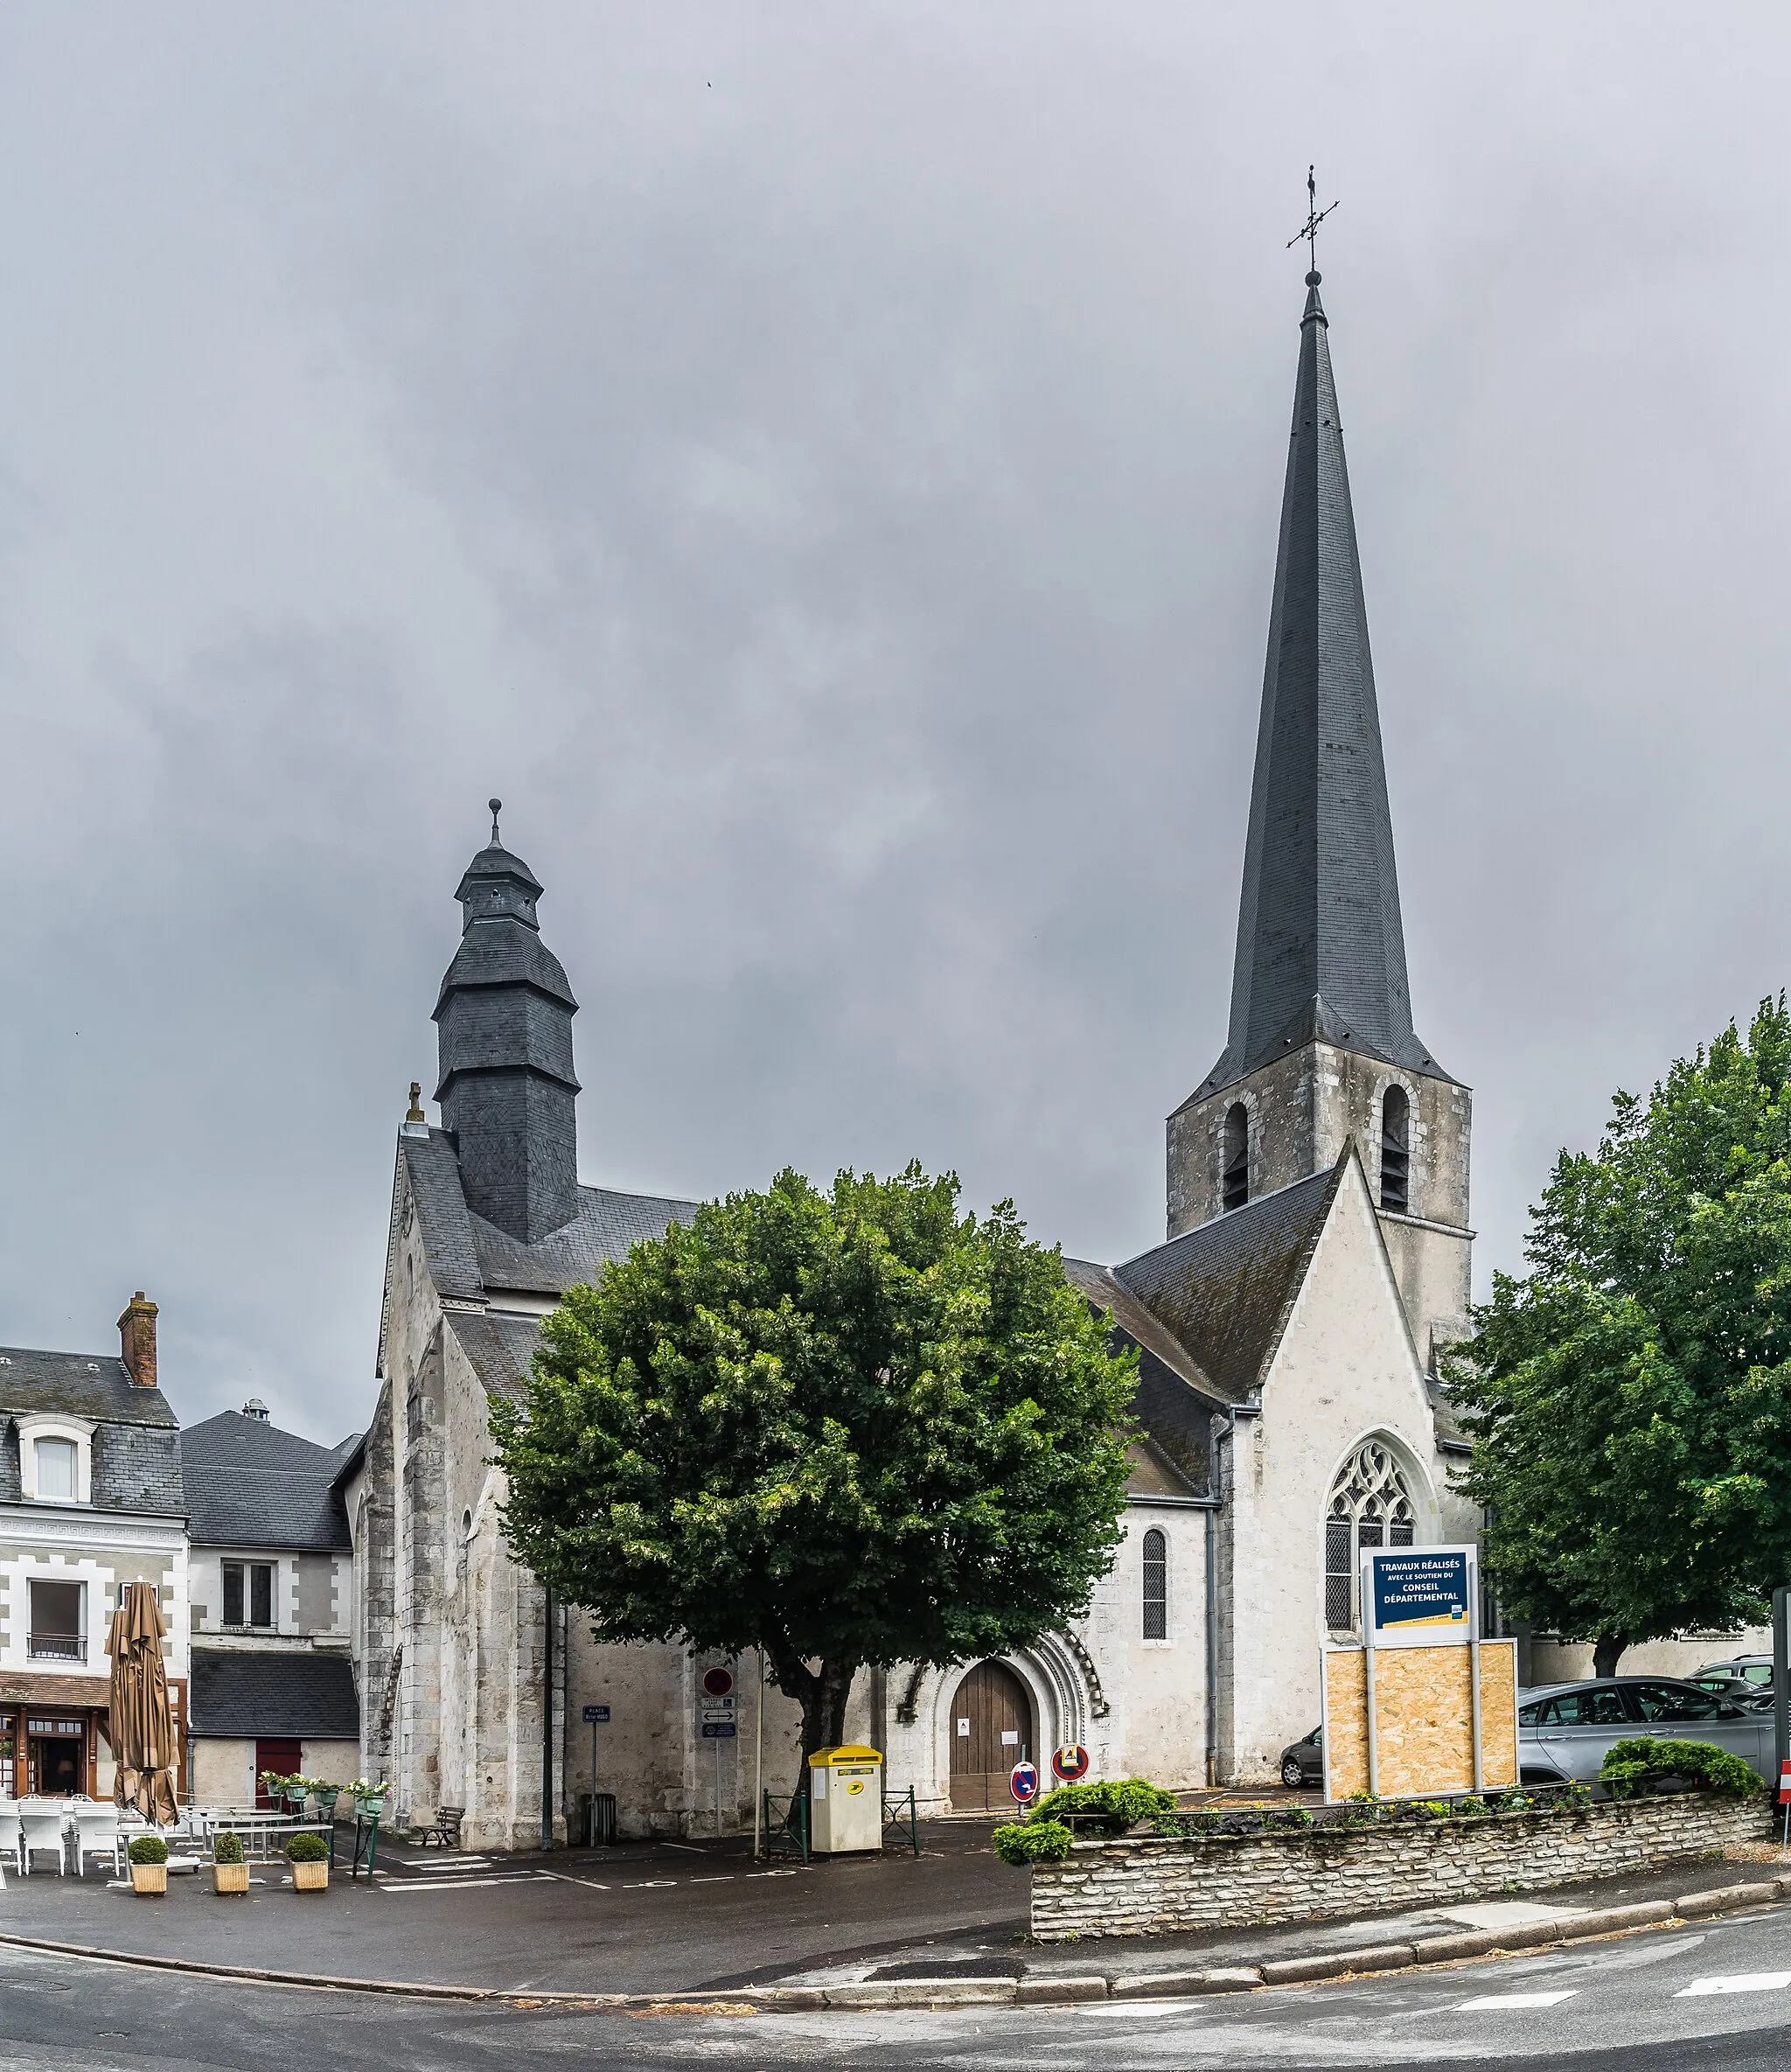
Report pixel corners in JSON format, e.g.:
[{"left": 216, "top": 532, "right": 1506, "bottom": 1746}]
[{"left": 488, "top": 797, "right": 502, "bottom": 846}]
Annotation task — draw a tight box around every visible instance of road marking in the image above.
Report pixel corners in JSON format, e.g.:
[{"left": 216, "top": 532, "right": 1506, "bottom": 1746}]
[
  {"left": 1456, "top": 1992, "right": 1578, "bottom": 2010},
  {"left": 623, "top": 1880, "right": 677, "bottom": 1889},
  {"left": 540, "top": 1872, "right": 612, "bottom": 1888},
  {"left": 744, "top": 1870, "right": 798, "bottom": 1879},
  {"left": 386, "top": 1874, "right": 558, "bottom": 1894},
  {"left": 1079, "top": 2000, "right": 1205, "bottom": 2019},
  {"left": 1677, "top": 1973, "right": 1791, "bottom": 1997},
  {"left": 691, "top": 1875, "right": 735, "bottom": 1883}
]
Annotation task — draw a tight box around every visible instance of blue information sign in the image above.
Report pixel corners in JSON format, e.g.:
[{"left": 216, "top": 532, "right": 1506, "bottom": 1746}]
[
  {"left": 1365, "top": 1546, "right": 1474, "bottom": 1648},
  {"left": 582, "top": 1704, "right": 610, "bottom": 1724},
  {"left": 701, "top": 1722, "right": 738, "bottom": 1739}
]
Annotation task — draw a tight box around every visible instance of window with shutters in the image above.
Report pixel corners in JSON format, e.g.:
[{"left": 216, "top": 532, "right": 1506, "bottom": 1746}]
[
  {"left": 1222, "top": 1104, "right": 1250, "bottom": 1211},
  {"left": 1141, "top": 1528, "right": 1167, "bottom": 1640},
  {"left": 1324, "top": 1442, "right": 1416, "bottom": 1633},
  {"left": 1380, "top": 1085, "right": 1411, "bottom": 1213}
]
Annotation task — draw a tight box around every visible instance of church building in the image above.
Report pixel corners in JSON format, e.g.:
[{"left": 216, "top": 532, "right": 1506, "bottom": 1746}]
[{"left": 349, "top": 269, "right": 1483, "bottom": 1845}]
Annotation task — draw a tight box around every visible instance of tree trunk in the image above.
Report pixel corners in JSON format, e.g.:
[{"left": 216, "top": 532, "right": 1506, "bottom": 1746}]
[
  {"left": 1592, "top": 1631, "right": 1628, "bottom": 1678},
  {"left": 762, "top": 1639, "right": 858, "bottom": 1802}
]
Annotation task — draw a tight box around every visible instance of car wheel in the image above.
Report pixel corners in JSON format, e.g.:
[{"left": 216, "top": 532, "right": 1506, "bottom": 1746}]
[{"left": 1281, "top": 1758, "right": 1307, "bottom": 1789}]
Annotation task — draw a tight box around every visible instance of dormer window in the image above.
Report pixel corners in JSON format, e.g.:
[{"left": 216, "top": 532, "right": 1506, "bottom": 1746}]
[
  {"left": 35, "top": 1440, "right": 77, "bottom": 1501},
  {"left": 17, "top": 1415, "right": 94, "bottom": 1504}
]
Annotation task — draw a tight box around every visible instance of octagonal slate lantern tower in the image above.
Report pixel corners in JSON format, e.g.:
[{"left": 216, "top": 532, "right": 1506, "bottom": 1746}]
[{"left": 432, "top": 804, "right": 582, "bottom": 1244}]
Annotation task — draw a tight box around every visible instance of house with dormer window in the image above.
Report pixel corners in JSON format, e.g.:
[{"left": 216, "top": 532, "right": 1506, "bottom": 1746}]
[{"left": 0, "top": 1294, "right": 188, "bottom": 1796}]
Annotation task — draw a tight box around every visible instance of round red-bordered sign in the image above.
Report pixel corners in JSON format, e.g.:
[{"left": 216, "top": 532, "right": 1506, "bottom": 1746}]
[
  {"left": 1009, "top": 1761, "right": 1040, "bottom": 1804},
  {"left": 702, "top": 1666, "right": 735, "bottom": 1699},
  {"left": 1051, "top": 1742, "right": 1091, "bottom": 1782}
]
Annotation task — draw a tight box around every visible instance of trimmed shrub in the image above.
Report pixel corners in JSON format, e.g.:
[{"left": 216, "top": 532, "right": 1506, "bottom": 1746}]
[
  {"left": 1599, "top": 1737, "right": 1760, "bottom": 1800},
  {"left": 213, "top": 1831, "right": 245, "bottom": 1866},
  {"left": 129, "top": 1836, "right": 170, "bottom": 1866},
  {"left": 285, "top": 1833, "right": 331, "bottom": 1863},
  {"left": 1028, "top": 1779, "right": 1179, "bottom": 1836},
  {"left": 993, "top": 1819, "right": 1074, "bottom": 1866}
]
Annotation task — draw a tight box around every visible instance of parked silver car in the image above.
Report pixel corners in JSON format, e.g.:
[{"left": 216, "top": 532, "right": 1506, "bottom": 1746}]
[{"left": 1517, "top": 1677, "right": 1770, "bottom": 1785}]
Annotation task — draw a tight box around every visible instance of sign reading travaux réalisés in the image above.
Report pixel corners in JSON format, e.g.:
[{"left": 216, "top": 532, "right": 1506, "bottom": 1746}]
[{"left": 1367, "top": 1547, "right": 1471, "bottom": 1646}]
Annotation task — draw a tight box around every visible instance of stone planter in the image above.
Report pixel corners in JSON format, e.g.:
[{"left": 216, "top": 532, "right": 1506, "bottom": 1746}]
[
  {"left": 213, "top": 1861, "right": 250, "bottom": 1895},
  {"left": 291, "top": 1859, "right": 329, "bottom": 1892},
  {"left": 129, "top": 1863, "right": 168, "bottom": 1896},
  {"left": 1030, "top": 1791, "right": 1773, "bottom": 1941}
]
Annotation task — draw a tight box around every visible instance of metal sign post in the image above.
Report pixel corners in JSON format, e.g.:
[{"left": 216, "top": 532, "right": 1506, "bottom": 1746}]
[
  {"left": 582, "top": 1702, "right": 610, "bottom": 1839},
  {"left": 1774, "top": 1587, "right": 1789, "bottom": 1789},
  {"left": 701, "top": 1667, "right": 735, "bottom": 1837}
]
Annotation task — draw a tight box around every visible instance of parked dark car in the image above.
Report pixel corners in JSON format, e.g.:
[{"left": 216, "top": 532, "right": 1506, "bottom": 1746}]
[
  {"left": 1279, "top": 1726, "right": 1322, "bottom": 1789},
  {"left": 1518, "top": 1677, "right": 1770, "bottom": 1785}
]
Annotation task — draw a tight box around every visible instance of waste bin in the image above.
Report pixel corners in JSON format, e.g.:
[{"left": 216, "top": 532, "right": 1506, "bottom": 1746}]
[
  {"left": 580, "top": 1791, "right": 617, "bottom": 1846},
  {"left": 807, "top": 1745, "right": 883, "bottom": 1854}
]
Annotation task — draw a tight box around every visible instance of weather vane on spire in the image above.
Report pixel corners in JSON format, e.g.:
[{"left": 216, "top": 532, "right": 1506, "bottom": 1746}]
[{"left": 1286, "top": 164, "right": 1340, "bottom": 283}]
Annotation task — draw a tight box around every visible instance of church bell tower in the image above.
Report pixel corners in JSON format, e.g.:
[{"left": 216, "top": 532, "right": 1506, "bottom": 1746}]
[
  {"left": 1167, "top": 271, "right": 1472, "bottom": 1370},
  {"left": 433, "top": 801, "right": 582, "bottom": 1244}
]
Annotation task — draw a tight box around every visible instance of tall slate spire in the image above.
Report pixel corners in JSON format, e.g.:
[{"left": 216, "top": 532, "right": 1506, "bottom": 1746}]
[
  {"left": 433, "top": 805, "right": 582, "bottom": 1243},
  {"left": 1198, "top": 273, "right": 1446, "bottom": 1099}
]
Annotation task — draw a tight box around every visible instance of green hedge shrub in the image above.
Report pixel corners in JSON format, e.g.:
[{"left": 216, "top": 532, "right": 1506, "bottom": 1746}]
[
  {"left": 1599, "top": 1737, "right": 1760, "bottom": 1799},
  {"left": 993, "top": 1820, "right": 1075, "bottom": 1866},
  {"left": 129, "top": 1836, "right": 169, "bottom": 1866},
  {"left": 213, "top": 1831, "right": 245, "bottom": 1866},
  {"left": 285, "top": 1833, "right": 331, "bottom": 1863},
  {"left": 1028, "top": 1779, "right": 1179, "bottom": 1835}
]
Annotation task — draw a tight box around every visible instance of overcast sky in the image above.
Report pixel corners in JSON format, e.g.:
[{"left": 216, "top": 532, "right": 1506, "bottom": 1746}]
[{"left": 1, "top": 5, "right": 1786, "bottom": 1442}]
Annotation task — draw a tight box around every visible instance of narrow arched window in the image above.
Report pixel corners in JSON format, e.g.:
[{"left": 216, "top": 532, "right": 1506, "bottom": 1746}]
[
  {"left": 1222, "top": 1104, "right": 1250, "bottom": 1211},
  {"left": 1141, "top": 1527, "right": 1167, "bottom": 1639},
  {"left": 1379, "top": 1085, "right": 1410, "bottom": 1214}
]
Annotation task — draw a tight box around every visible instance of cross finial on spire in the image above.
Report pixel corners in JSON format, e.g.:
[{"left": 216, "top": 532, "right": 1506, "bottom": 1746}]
[
  {"left": 1286, "top": 164, "right": 1340, "bottom": 284},
  {"left": 488, "top": 797, "right": 502, "bottom": 846}
]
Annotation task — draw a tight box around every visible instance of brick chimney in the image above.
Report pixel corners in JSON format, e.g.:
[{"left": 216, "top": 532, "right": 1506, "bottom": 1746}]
[{"left": 118, "top": 1291, "right": 158, "bottom": 1389}]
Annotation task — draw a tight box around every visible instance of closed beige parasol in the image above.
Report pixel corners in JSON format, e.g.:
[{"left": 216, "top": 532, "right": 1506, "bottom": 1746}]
[{"left": 107, "top": 1580, "right": 178, "bottom": 1824}]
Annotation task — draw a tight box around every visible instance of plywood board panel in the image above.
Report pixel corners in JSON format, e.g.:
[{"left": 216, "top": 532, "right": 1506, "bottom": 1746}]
[{"left": 1323, "top": 1640, "right": 1517, "bottom": 1800}]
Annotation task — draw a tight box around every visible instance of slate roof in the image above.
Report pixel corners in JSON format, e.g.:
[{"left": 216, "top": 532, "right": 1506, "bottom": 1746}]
[
  {"left": 0, "top": 1345, "right": 185, "bottom": 1514},
  {"left": 1192, "top": 277, "right": 1453, "bottom": 1104},
  {"left": 446, "top": 1312, "right": 550, "bottom": 1405},
  {"left": 189, "top": 1649, "right": 359, "bottom": 1740},
  {"left": 181, "top": 1412, "right": 352, "bottom": 1551},
  {"left": 0, "top": 1348, "right": 178, "bottom": 1428},
  {"left": 1064, "top": 1161, "right": 1351, "bottom": 1491}
]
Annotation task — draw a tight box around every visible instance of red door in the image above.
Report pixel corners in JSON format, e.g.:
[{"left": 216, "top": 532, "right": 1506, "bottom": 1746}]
[{"left": 255, "top": 1738, "right": 302, "bottom": 1809}]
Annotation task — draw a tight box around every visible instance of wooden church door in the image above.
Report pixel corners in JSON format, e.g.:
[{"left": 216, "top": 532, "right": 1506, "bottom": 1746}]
[{"left": 947, "top": 1660, "right": 1033, "bottom": 1812}]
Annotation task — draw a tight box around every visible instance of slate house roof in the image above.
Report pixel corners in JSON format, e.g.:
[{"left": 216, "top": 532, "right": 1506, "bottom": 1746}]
[
  {"left": 0, "top": 1344, "right": 184, "bottom": 1514},
  {"left": 189, "top": 1649, "right": 359, "bottom": 1740},
  {"left": 180, "top": 1411, "right": 352, "bottom": 1551}
]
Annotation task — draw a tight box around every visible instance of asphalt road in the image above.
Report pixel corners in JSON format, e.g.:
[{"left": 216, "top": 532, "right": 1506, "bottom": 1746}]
[
  {"left": 10, "top": 1906, "right": 1791, "bottom": 2070},
  {"left": 0, "top": 1828, "right": 1025, "bottom": 1996}
]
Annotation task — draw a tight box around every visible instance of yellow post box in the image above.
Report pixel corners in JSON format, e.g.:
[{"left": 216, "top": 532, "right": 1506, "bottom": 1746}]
[{"left": 807, "top": 1744, "right": 883, "bottom": 1854}]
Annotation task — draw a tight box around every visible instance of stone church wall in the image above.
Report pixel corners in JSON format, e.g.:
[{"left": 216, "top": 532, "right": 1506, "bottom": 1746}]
[{"left": 1216, "top": 1159, "right": 1447, "bottom": 1785}]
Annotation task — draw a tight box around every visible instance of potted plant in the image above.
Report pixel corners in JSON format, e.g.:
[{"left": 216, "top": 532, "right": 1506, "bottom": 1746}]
[
  {"left": 349, "top": 1776, "right": 389, "bottom": 1820},
  {"left": 286, "top": 1831, "right": 331, "bottom": 1892},
  {"left": 213, "top": 1829, "right": 248, "bottom": 1895},
  {"left": 129, "top": 1834, "right": 170, "bottom": 1896}
]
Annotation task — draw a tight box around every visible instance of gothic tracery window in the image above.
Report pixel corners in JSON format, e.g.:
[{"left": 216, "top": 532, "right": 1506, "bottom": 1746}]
[{"left": 1324, "top": 1441, "right": 1416, "bottom": 1632}]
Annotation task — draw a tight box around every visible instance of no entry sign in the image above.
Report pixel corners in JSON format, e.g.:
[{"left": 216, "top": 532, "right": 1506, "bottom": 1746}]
[
  {"left": 1052, "top": 1743, "right": 1091, "bottom": 1782},
  {"left": 1009, "top": 1761, "right": 1040, "bottom": 1804}
]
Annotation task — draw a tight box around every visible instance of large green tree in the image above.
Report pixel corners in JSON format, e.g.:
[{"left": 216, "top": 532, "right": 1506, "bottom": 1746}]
[
  {"left": 490, "top": 1163, "right": 1136, "bottom": 1782},
  {"left": 1453, "top": 999, "right": 1791, "bottom": 1675}
]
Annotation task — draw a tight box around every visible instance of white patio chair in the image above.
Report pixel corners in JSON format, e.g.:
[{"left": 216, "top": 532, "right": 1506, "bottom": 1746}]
[
  {"left": 70, "top": 1806, "right": 118, "bottom": 1877},
  {"left": 17, "top": 1806, "right": 68, "bottom": 1874},
  {"left": 0, "top": 1805, "right": 21, "bottom": 1876}
]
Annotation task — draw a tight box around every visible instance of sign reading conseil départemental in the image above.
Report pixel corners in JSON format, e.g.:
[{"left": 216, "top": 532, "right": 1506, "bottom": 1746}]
[{"left": 1362, "top": 1545, "right": 1477, "bottom": 1649}]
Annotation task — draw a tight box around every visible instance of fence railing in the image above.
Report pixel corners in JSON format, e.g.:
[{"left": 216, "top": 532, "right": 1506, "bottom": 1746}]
[
  {"left": 759, "top": 1789, "right": 810, "bottom": 1863},
  {"left": 27, "top": 1633, "right": 84, "bottom": 1661}
]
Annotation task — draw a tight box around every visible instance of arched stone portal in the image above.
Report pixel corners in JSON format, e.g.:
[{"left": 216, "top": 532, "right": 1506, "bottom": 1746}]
[{"left": 947, "top": 1660, "right": 1034, "bottom": 1811}]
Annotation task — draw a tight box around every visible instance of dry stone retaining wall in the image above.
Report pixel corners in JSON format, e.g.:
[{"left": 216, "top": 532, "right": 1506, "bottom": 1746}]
[{"left": 1031, "top": 1795, "right": 1771, "bottom": 1940}]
